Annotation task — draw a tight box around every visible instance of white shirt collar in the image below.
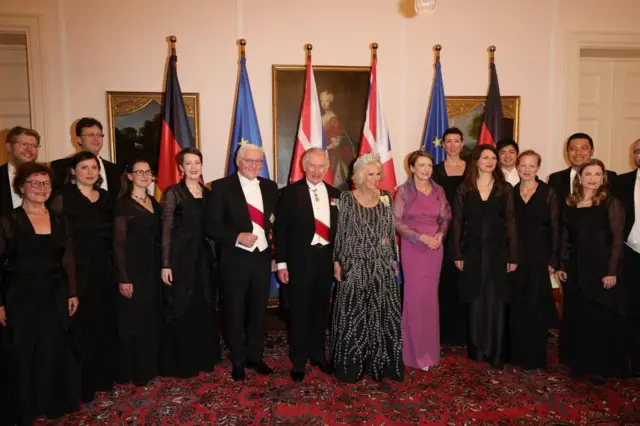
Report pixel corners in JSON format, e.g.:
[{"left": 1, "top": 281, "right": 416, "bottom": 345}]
[
  {"left": 7, "top": 162, "right": 16, "bottom": 174},
  {"left": 238, "top": 172, "right": 259, "bottom": 186},
  {"left": 636, "top": 168, "right": 640, "bottom": 180},
  {"left": 306, "top": 179, "right": 324, "bottom": 190}
]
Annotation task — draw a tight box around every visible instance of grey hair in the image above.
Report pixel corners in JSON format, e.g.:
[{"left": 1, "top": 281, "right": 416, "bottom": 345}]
[
  {"left": 351, "top": 158, "right": 384, "bottom": 189},
  {"left": 302, "top": 147, "right": 329, "bottom": 170},
  {"left": 235, "top": 143, "right": 263, "bottom": 166}
]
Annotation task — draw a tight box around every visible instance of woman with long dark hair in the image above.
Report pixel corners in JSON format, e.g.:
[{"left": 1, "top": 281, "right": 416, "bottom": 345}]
[
  {"left": 160, "top": 148, "right": 221, "bottom": 378},
  {"left": 49, "top": 151, "right": 117, "bottom": 401},
  {"left": 558, "top": 159, "right": 626, "bottom": 385},
  {"left": 449, "top": 144, "right": 517, "bottom": 369},
  {"left": 113, "top": 159, "right": 162, "bottom": 386}
]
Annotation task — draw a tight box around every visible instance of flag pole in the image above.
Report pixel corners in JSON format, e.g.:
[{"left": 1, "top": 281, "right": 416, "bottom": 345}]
[
  {"left": 168, "top": 35, "right": 177, "bottom": 55},
  {"left": 305, "top": 43, "right": 312, "bottom": 59},
  {"left": 238, "top": 38, "right": 246, "bottom": 59},
  {"left": 434, "top": 44, "right": 441, "bottom": 63},
  {"left": 488, "top": 45, "right": 496, "bottom": 64},
  {"left": 370, "top": 42, "right": 378, "bottom": 60}
]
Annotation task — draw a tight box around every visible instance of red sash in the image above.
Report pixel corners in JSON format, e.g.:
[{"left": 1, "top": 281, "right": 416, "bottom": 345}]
[
  {"left": 247, "top": 203, "right": 264, "bottom": 228},
  {"left": 314, "top": 218, "right": 330, "bottom": 241}
]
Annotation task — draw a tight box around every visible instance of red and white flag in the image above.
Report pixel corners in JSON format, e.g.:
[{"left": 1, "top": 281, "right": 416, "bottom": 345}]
[
  {"left": 357, "top": 56, "right": 397, "bottom": 197},
  {"left": 289, "top": 53, "right": 332, "bottom": 184}
]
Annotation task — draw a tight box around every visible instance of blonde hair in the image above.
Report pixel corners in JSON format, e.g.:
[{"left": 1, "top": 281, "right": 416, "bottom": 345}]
[
  {"left": 567, "top": 158, "right": 609, "bottom": 207},
  {"left": 352, "top": 159, "right": 384, "bottom": 189},
  {"left": 516, "top": 149, "right": 542, "bottom": 167}
]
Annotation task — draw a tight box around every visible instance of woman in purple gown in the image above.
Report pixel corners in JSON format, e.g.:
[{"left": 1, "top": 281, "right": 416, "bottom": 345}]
[{"left": 394, "top": 151, "right": 451, "bottom": 370}]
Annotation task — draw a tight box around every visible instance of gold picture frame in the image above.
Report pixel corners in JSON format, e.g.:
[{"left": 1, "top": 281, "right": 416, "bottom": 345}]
[
  {"left": 272, "top": 65, "right": 371, "bottom": 190},
  {"left": 106, "top": 91, "right": 200, "bottom": 172},
  {"left": 446, "top": 95, "right": 520, "bottom": 156}
]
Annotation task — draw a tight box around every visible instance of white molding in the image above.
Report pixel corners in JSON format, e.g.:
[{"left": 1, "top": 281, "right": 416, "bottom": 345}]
[
  {"left": 565, "top": 31, "right": 640, "bottom": 137},
  {"left": 0, "top": 14, "right": 49, "bottom": 161}
]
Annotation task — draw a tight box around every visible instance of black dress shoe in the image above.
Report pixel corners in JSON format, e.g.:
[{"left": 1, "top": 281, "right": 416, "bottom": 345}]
[
  {"left": 290, "top": 370, "right": 305, "bottom": 382},
  {"left": 310, "top": 360, "right": 333, "bottom": 374},
  {"left": 246, "top": 360, "right": 273, "bottom": 375},
  {"left": 629, "top": 369, "right": 640, "bottom": 378},
  {"left": 586, "top": 374, "right": 606, "bottom": 386},
  {"left": 231, "top": 364, "right": 246, "bottom": 381}
]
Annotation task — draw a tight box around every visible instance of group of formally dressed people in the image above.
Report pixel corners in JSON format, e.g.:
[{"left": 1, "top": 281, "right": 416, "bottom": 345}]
[{"left": 0, "top": 116, "right": 638, "bottom": 424}]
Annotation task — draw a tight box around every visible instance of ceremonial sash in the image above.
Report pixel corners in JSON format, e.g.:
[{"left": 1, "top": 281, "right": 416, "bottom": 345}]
[
  {"left": 314, "top": 218, "right": 330, "bottom": 242},
  {"left": 247, "top": 203, "right": 264, "bottom": 229}
]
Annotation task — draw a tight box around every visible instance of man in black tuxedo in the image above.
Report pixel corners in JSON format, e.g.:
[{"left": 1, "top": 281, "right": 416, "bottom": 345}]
[
  {"left": 0, "top": 126, "right": 41, "bottom": 215},
  {"left": 548, "top": 132, "right": 617, "bottom": 212},
  {"left": 275, "top": 148, "right": 340, "bottom": 382},
  {"left": 614, "top": 138, "right": 640, "bottom": 377},
  {"left": 205, "top": 143, "right": 278, "bottom": 381},
  {"left": 50, "top": 117, "right": 122, "bottom": 194}
]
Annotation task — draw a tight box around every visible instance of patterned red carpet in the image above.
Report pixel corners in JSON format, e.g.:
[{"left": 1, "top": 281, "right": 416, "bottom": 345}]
[{"left": 43, "top": 331, "right": 639, "bottom": 425}]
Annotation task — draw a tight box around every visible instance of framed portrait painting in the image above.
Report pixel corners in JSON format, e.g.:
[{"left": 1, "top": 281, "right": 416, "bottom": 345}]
[
  {"left": 106, "top": 91, "right": 200, "bottom": 172},
  {"left": 446, "top": 95, "right": 520, "bottom": 157},
  {"left": 272, "top": 65, "right": 371, "bottom": 190}
]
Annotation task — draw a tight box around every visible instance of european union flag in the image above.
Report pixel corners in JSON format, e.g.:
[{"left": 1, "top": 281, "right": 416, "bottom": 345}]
[
  {"left": 422, "top": 61, "right": 448, "bottom": 164},
  {"left": 227, "top": 57, "right": 269, "bottom": 178}
]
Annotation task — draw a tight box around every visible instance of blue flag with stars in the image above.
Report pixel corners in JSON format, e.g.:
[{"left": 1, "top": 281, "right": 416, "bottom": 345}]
[
  {"left": 227, "top": 57, "right": 269, "bottom": 178},
  {"left": 422, "top": 61, "right": 448, "bottom": 164}
]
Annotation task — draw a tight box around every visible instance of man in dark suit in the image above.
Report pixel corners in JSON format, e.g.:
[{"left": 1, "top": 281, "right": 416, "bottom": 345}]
[
  {"left": 50, "top": 117, "right": 122, "bottom": 194},
  {"left": 615, "top": 138, "right": 640, "bottom": 377},
  {"left": 205, "top": 143, "right": 278, "bottom": 381},
  {"left": 0, "top": 126, "right": 41, "bottom": 215},
  {"left": 275, "top": 148, "right": 340, "bottom": 382},
  {"left": 548, "top": 132, "right": 617, "bottom": 211}
]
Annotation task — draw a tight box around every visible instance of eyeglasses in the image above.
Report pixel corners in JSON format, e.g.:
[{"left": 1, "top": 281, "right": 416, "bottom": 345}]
[
  {"left": 12, "top": 140, "right": 41, "bottom": 150},
  {"left": 131, "top": 170, "right": 154, "bottom": 176},
  {"left": 82, "top": 133, "right": 105, "bottom": 138},
  {"left": 25, "top": 180, "right": 52, "bottom": 189},
  {"left": 242, "top": 158, "right": 263, "bottom": 166}
]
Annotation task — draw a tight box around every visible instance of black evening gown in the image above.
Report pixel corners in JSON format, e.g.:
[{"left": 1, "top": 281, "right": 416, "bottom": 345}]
[
  {"left": 450, "top": 182, "right": 517, "bottom": 368},
  {"left": 330, "top": 191, "right": 403, "bottom": 383},
  {"left": 160, "top": 182, "right": 221, "bottom": 378},
  {"left": 433, "top": 162, "right": 467, "bottom": 345},
  {"left": 0, "top": 208, "right": 80, "bottom": 425},
  {"left": 50, "top": 185, "right": 118, "bottom": 401},
  {"left": 511, "top": 182, "right": 560, "bottom": 370},
  {"left": 559, "top": 198, "right": 627, "bottom": 378},
  {"left": 113, "top": 196, "right": 162, "bottom": 385}
]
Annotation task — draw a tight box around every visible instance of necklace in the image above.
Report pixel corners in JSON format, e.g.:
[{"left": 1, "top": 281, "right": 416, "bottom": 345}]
[
  {"left": 357, "top": 189, "right": 376, "bottom": 204},
  {"left": 578, "top": 199, "right": 593, "bottom": 206},
  {"left": 24, "top": 207, "right": 48, "bottom": 215},
  {"left": 132, "top": 193, "right": 149, "bottom": 202}
]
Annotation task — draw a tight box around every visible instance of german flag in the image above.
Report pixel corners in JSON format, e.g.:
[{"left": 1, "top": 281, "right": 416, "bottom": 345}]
[
  {"left": 478, "top": 59, "right": 504, "bottom": 147},
  {"left": 155, "top": 43, "right": 194, "bottom": 199}
]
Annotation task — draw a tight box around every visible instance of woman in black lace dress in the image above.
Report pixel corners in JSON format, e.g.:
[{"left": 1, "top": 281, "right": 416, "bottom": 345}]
[
  {"left": 331, "top": 153, "right": 403, "bottom": 383},
  {"left": 160, "top": 148, "right": 220, "bottom": 378},
  {"left": 449, "top": 145, "right": 517, "bottom": 369},
  {"left": 0, "top": 163, "right": 79, "bottom": 425},
  {"left": 558, "top": 159, "right": 626, "bottom": 385},
  {"left": 49, "top": 151, "right": 117, "bottom": 402},
  {"left": 113, "top": 160, "right": 162, "bottom": 386}
]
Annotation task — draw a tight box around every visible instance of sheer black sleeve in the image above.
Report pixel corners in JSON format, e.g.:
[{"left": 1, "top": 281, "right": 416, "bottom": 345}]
[
  {"left": 333, "top": 192, "right": 350, "bottom": 263},
  {"left": 547, "top": 187, "right": 560, "bottom": 269},
  {"left": 60, "top": 215, "right": 77, "bottom": 298},
  {"left": 606, "top": 197, "right": 625, "bottom": 276},
  {"left": 505, "top": 187, "right": 518, "bottom": 264},
  {"left": 449, "top": 186, "right": 466, "bottom": 261},
  {"left": 559, "top": 206, "right": 570, "bottom": 272},
  {"left": 0, "top": 217, "right": 12, "bottom": 306},
  {"left": 113, "top": 204, "right": 130, "bottom": 283},
  {"left": 161, "top": 187, "right": 177, "bottom": 269},
  {"left": 49, "top": 193, "right": 64, "bottom": 215}
]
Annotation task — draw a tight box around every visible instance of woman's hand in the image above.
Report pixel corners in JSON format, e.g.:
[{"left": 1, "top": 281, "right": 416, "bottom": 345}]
[
  {"left": 333, "top": 262, "right": 342, "bottom": 282},
  {"left": 0, "top": 306, "right": 6, "bottom": 327},
  {"left": 119, "top": 283, "right": 134, "bottom": 298},
  {"left": 161, "top": 268, "right": 173, "bottom": 286},
  {"left": 602, "top": 276, "right": 617, "bottom": 289},
  {"left": 506, "top": 263, "right": 517, "bottom": 273},
  {"left": 420, "top": 234, "right": 441, "bottom": 250},
  {"left": 548, "top": 265, "right": 555, "bottom": 275},
  {"left": 557, "top": 271, "right": 567, "bottom": 281},
  {"left": 454, "top": 260, "right": 464, "bottom": 271},
  {"left": 393, "top": 261, "right": 398, "bottom": 277},
  {"left": 68, "top": 297, "right": 79, "bottom": 316}
]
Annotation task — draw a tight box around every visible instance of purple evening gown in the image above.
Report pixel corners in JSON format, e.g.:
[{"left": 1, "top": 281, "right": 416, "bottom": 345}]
[{"left": 394, "top": 180, "right": 451, "bottom": 369}]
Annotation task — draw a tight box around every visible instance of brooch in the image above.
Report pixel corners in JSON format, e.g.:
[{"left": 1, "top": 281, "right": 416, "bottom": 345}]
[
  {"left": 380, "top": 195, "right": 390, "bottom": 207},
  {"left": 269, "top": 213, "right": 275, "bottom": 224}
]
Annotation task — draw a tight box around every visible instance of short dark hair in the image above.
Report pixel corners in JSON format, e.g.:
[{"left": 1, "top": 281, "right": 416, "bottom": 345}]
[
  {"left": 176, "top": 147, "right": 203, "bottom": 167},
  {"left": 13, "top": 162, "right": 53, "bottom": 197},
  {"left": 566, "top": 132, "right": 593, "bottom": 152},
  {"left": 497, "top": 138, "right": 519, "bottom": 154},
  {"left": 6, "top": 126, "right": 41, "bottom": 146},
  {"left": 75, "top": 117, "right": 103, "bottom": 137},
  {"left": 407, "top": 150, "right": 434, "bottom": 169},
  {"left": 69, "top": 151, "right": 103, "bottom": 187},
  {"left": 442, "top": 127, "right": 464, "bottom": 141}
]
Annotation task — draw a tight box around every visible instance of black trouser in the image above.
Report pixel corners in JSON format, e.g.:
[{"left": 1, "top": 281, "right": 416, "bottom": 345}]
[
  {"left": 220, "top": 248, "right": 271, "bottom": 365},
  {"left": 625, "top": 245, "right": 640, "bottom": 372},
  {"left": 288, "top": 245, "right": 333, "bottom": 370}
]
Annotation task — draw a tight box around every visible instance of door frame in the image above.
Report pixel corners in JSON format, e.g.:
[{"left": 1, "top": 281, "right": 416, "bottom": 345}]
[
  {"left": 566, "top": 31, "right": 640, "bottom": 138},
  {"left": 0, "top": 14, "right": 49, "bottom": 160}
]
